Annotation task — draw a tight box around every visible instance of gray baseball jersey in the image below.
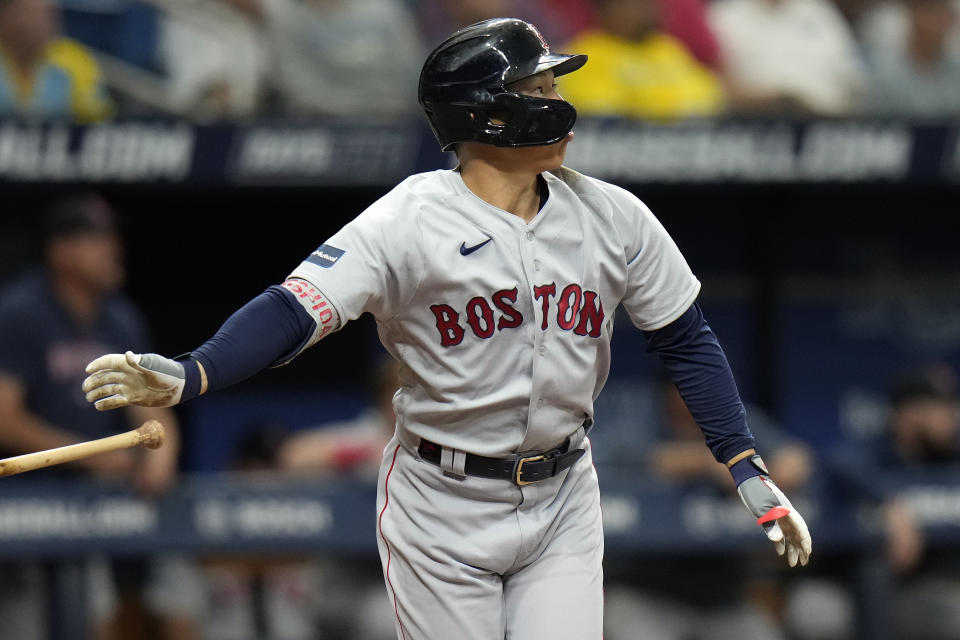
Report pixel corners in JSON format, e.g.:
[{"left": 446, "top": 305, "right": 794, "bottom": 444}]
[
  {"left": 287, "top": 166, "right": 700, "bottom": 639},
  {"left": 289, "top": 166, "right": 700, "bottom": 455}
]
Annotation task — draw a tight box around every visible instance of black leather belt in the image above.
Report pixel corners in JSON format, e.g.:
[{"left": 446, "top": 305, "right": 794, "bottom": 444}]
[{"left": 417, "top": 438, "right": 586, "bottom": 486}]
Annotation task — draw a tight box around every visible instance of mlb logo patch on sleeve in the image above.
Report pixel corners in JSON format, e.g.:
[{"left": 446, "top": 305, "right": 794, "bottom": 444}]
[{"left": 306, "top": 244, "right": 345, "bottom": 268}]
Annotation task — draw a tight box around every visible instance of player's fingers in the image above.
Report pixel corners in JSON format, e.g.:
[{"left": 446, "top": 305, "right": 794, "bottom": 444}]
[
  {"left": 780, "top": 513, "right": 813, "bottom": 553},
  {"left": 778, "top": 513, "right": 812, "bottom": 567},
  {"left": 796, "top": 534, "right": 811, "bottom": 567},
  {"left": 85, "top": 353, "right": 129, "bottom": 375},
  {"left": 93, "top": 394, "right": 131, "bottom": 411},
  {"left": 775, "top": 538, "right": 786, "bottom": 557},
  {"left": 85, "top": 383, "right": 129, "bottom": 404},
  {"left": 787, "top": 543, "right": 799, "bottom": 567},
  {"left": 81, "top": 370, "right": 133, "bottom": 393},
  {"left": 764, "top": 520, "right": 784, "bottom": 543}
]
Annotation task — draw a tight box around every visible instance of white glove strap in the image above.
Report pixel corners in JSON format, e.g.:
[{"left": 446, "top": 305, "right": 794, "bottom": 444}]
[{"left": 131, "top": 352, "right": 186, "bottom": 404}]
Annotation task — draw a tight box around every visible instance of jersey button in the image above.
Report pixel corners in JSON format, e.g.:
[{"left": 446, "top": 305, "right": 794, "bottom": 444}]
[
  {"left": 525, "top": 231, "right": 534, "bottom": 241},
  {"left": 533, "top": 259, "right": 541, "bottom": 271},
  {"left": 538, "top": 346, "right": 546, "bottom": 356},
  {"left": 537, "top": 398, "right": 544, "bottom": 409}
]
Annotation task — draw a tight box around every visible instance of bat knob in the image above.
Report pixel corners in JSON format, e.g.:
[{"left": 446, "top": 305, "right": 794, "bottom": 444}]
[{"left": 135, "top": 420, "right": 166, "bottom": 449}]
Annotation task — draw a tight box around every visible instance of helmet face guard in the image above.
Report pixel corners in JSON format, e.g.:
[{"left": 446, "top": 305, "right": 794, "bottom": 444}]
[{"left": 419, "top": 18, "right": 587, "bottom": 152}]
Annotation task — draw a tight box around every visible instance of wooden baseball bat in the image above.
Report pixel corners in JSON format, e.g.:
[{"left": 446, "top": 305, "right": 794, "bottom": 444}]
[{"left": 0, "top": 420, "right": 165, "bottom": 478}]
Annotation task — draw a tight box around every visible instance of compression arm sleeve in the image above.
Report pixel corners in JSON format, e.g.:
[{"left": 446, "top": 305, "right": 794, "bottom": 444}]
[
  {"left": 642, "top": 302, "right": 756, "bottom": 464},
  {"left": 179, "top": 282, "right": 338, "bottom": 400}
]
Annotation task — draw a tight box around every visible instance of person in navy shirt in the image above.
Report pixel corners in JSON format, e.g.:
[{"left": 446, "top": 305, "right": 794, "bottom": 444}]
[{"left": 0, "top": 194, "right": 198, "bottom": 640}]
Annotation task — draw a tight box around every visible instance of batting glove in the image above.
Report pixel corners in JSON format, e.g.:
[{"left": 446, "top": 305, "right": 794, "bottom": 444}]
[
  {"left": 732, "top": 455, "right": 812, "bottom": 567},
  {"left": 82, "top": 351, "right": 185, "bottom": 411}
]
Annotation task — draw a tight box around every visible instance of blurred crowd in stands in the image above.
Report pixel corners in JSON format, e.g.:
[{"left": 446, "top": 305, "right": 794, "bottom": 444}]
[{"left": 0, "top": 0, "right": 959, "bottom": 123}]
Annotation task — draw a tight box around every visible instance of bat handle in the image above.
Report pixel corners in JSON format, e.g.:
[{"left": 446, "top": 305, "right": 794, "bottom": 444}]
[{"left": 134, "top": 420, "right": 166, "bottom": 449}]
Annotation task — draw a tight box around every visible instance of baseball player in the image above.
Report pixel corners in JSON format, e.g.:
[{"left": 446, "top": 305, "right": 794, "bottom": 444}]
[{"left": 81, "top": 18, "right": 812, "bottom": 639}]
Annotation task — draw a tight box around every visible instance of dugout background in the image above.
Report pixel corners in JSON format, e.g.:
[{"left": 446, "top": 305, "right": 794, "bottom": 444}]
[
  {"left": 0, "top": 117, "right": 959, "bottom": 640},
  {"left": 3, "top": 167, "right": 958, "bottom": 457}
]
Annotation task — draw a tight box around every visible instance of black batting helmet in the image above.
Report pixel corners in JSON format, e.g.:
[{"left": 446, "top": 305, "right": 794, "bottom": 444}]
[{"left": 418, "top": 18, "right": 587, "bottom": 152}]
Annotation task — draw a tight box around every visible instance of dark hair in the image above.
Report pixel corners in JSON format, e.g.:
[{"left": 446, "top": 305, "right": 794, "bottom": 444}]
[
  {"left": 889, "top": 365, "right": 958, "bottom": 409},
  {"left": 42, "top": 193, "right": 116, "bottom": 244}
]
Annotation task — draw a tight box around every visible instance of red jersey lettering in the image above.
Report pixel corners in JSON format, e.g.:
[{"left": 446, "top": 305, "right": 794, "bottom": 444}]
[
  {"left": 430, "top": 304, "right": 465, "bottom": 346},
  {"left": 492, "top": 288, "right": 523, "bottom": 331},
  {"left": 465, "top": 297, "right": 496, "bottom": 339},
  {"left": 532, "top": 283, "right": 556, "bottom": 330},
  {"left": 574, "top": 290, "right": 605, "bottom": 337},
  {"left": 556, "top": 283, "right": 582, "bottom": 330}
]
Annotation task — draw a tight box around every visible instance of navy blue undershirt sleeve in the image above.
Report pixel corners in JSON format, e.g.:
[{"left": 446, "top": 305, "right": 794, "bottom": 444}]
[
  {"left": 179, "top": 285, "right": 315, "bottom": 401},
  {"left": 642, "top": 302, "right": 756, "bottom": 464}
]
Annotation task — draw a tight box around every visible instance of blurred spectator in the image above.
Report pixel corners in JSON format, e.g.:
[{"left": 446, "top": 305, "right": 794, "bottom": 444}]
[
  {"left": 57, "top": 0, "right": 161, "bottom": 72},
  {"left": 0, "top": 0, "right": 114, "bottom": 121},
  {"left": 558, "top": 0, "right": 726, "bottom": 120},
  {"left": 416, "top": 0, "right": 573, "bottom": 46},
  {"left": 157, "top": 0, "right": 267, "bottom": 119},
  {"left": 599, "top": 373, "right": 833, "bottom": 640},
  {"left": 538, "top": 0, "right": 596, "bottom": 42},
  {"left": 0, "top": 193, "right": 200, "bottom": 640},
  {"left": 878, "top": 364, "right": 960, "bottom": 638},
  {"left": 257, "top": 0, "right": 424, "bottom": 120},
  {"left": 708, "top": 0, "right": 867, "bottom": 115},
  {"left": 273, "top": 356, "right": 401, "bottom": 640},
  {"left": 201, "top": 423, "right": 321, "bottom": 640},
  {"left": 829, "top": 362, "right": 960, "bottom": 639},
  {"left": 537, "top": 0, "right": 723, "bottom": 67},
  {"left": 278, "top": 356, "right": 399, "bottom": 480},
  {"left": 858, "top": 0, "right": 960, "bottom": 116},
  {"left": 834, "top": 0, "right": 887, "bottom": 25},
  {"left": 884, "top": 364, "right": 960, "bottom": 467},
  {"left": 20, "top": 0, "right": 267, "bottom": 119},
  {"left": 658, "top": 0, "right": 723, "bottom": 69}
]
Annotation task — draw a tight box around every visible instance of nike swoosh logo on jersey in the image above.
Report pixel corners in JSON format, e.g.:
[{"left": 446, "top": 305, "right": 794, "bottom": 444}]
[{"left": 459, "top": 238, "right": 491, "bottom": 256}]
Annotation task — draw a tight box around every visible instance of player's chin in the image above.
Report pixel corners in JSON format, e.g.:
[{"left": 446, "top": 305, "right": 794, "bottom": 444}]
[
  {"left": 541, "top": 138, "right": 570, "bottom": 169},
  {"left": 522, "top": 137, "right": 568, "bottom": 172}
]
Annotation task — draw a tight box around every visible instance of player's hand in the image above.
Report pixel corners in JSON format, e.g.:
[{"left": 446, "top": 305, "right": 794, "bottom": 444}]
[
  {"left": 736, "top": 457, "right": 812, "bottom": 567},
  {"left": 82, "top": 352, "right": 185, "bottom": 411}
]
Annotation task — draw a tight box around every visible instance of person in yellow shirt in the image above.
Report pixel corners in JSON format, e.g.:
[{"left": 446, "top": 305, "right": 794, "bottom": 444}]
[
  {"left": 560, "top": 0, "right": 725, "bottom": 120},
  {"left": 0, "top": 0, "right": 114, "bottom": 122}
]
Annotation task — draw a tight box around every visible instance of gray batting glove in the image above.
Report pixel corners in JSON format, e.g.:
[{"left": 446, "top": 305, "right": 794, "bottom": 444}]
[
  {"left": 735, "top": 455, "right": 812, "bottom": 567},
  {"left": 82, "top": 351, "right": 185, "bottom": 411}
]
